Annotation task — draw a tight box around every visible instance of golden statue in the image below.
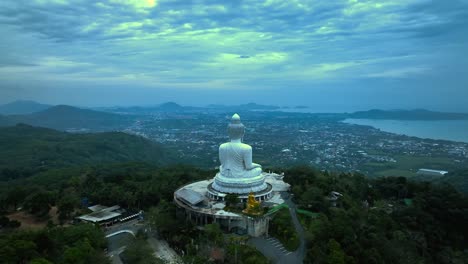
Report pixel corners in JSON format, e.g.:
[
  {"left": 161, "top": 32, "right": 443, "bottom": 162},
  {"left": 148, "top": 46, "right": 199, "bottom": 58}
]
[{"left": 242, "top": 192, "right": 262, "bottom": 216}]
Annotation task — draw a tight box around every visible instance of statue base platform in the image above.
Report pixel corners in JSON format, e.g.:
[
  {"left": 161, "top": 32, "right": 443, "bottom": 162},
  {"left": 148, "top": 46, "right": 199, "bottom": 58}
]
[
  {"left": 211, "top": 172, "right": 268, "bottom": 194},
  {"left": 207, "top": 180, "right": 273, "bottom": 203}
]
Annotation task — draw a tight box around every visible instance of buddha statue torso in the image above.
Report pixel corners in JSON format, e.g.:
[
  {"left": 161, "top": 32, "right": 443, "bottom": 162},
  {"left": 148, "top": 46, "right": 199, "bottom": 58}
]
[{"left": 219, "top": 141, "right": 262, "bottom": 178}]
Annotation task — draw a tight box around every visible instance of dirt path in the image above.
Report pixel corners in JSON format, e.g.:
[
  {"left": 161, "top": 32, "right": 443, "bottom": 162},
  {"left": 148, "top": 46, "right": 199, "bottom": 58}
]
[{"left": 7, "top": 206, "right": 59, "bottom": 230}]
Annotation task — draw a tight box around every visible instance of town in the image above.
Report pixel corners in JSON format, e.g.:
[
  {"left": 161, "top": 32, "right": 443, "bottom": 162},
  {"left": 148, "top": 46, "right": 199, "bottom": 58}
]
[{"left": 123, "top": 111, "right": 468, "bottom": 177}]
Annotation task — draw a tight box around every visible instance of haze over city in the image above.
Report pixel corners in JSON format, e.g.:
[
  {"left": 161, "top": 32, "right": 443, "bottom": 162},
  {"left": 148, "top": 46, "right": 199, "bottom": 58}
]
[{"left": 1, "top": 0, "right": 468, "bottom": 112}]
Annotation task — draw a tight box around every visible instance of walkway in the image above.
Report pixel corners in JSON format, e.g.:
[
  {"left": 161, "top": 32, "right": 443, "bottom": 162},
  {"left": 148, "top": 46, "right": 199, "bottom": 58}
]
[
  {"left": 108, "top": 246, "right": 126, "bottom": 264},
  {"left": 248, "top": 192, "right": 307, "bottom": 264}
]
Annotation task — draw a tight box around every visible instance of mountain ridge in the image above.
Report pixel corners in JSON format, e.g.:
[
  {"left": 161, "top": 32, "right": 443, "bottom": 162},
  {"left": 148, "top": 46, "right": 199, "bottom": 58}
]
[
  {"left": 2, "top": 105, "right": 133, "bottom": 131},
  {"left": 0, "top": 100, "right": 52, "bottom": 115}
]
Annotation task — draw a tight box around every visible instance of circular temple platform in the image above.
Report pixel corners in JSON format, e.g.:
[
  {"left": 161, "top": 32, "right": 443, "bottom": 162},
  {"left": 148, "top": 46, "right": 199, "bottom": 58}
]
[{"left": 207, "top": 182, "right": 273, "bottom": 202}]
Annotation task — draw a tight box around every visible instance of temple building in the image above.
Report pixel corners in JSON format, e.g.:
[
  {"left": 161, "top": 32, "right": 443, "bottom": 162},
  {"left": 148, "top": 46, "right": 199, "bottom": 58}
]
[{"left": 174, "top": 114, "right": 289, "bottom": 237}]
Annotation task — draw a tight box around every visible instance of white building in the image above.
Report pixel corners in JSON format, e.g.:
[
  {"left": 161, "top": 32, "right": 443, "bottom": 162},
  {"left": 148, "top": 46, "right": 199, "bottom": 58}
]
[{"left": 416, "top": 169, "right": 448, "bottom": 177}]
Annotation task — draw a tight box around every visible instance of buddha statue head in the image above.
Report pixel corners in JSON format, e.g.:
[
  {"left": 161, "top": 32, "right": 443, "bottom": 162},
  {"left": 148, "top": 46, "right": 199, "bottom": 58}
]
[{"left": 228, "top": 113, "right": 245, "bottom": 141}]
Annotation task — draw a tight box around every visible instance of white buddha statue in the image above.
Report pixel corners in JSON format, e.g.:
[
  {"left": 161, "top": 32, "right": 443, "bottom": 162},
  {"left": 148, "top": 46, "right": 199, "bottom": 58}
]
[
  {"left": 219, "top": 114, "right": 262, "bottom": 178},
  {"left": 212, "top": 114, "right": 267, "bottom": 194}
]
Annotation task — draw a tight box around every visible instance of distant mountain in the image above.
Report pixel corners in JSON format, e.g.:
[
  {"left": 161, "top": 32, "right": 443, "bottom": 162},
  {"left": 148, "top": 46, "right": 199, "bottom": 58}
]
[
  {"left": 158, "top": 102, "right": 184, "bottom": 111},
  {"left": 207, "top": 102, "right": 280, "bottom": 111},
  {"left": 98, "top": 102, "right": 194, "bottom": 114},
  {"left": 349, "top": 109, "right": 468, "bottom": 120},
  {"left": 101, "top": 102, "right": 281, "bottom": 115},
  {"left": 8, "top": 105, "right": 133, "bottom": 131},
  {"left": 0, "top": 124, "right": 171, "bottom": 180},
  {"left": 0, "top": 100, "right": 52, "bottom": 115}
]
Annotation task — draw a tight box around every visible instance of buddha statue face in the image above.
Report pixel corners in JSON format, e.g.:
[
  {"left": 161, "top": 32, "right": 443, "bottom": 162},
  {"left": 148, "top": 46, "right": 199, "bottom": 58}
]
[{"left": 228, "top": 113, "right": 245, "bottom": 141}]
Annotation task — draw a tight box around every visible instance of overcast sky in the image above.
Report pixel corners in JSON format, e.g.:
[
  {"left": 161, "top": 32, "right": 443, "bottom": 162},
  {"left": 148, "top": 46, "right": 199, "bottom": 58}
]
[{"left": 0, "top": 0, "right": 467, "bottom": 112}]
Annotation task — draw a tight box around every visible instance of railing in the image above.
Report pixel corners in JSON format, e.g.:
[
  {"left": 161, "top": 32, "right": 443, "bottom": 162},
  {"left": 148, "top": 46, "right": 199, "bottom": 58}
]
[{"left": 105, "top": 229, "right": 136, "bottom": 238}]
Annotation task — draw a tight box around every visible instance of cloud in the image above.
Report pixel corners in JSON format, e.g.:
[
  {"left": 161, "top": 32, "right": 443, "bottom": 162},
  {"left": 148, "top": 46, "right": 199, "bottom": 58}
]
[
  {"left": 0, "top": 0, "right": 467, "bottom": 107},
  {"left": 366, "top": 66, "right": 431, "bottom": 78},
  {"left": 109, "top": 0, "right": 158, "bottom": 11}
]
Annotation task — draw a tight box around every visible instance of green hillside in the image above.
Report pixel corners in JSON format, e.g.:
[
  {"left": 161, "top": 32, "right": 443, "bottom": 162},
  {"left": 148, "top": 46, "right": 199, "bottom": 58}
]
[
  {"left": 423, "top": 169, "right": 468, "bottom": 195},
  {"left": 0, "top": 115, "right": 15, "bottom": 127},
  {"left": 7, "top": 105, "right": 133, "bottom": 131},
  {"left": 0, "top": 124, "right": 170, "bottom": 181}
]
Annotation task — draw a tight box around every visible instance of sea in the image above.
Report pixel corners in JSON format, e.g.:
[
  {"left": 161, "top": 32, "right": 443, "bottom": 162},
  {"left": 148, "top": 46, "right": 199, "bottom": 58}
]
[{"left": 343, "top": 119, "right": 468, "bottom": 143}]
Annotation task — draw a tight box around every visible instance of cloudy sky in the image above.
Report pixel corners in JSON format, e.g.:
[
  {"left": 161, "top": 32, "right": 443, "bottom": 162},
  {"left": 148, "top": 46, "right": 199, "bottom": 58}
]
[{"left": 0, "top": 0, "right": 467, "bottom": 112}]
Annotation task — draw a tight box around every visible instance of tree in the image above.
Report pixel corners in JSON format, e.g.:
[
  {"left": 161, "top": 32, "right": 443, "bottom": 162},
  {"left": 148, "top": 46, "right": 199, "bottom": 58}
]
[
  {"left": 122, "top": 239, "right": 162, "bottom": 264},
  {"left": 225, "top": 194, "right": 239, "bottom": 207},
  {"left": 11, "top": 239, "right": 38, "bottom": 263},
  {"left": 30, "top": 258, "right": 53, "bottom": 264},
  {"left": 57, "top": 194, "right": 79, "bottom": 223},
  {"left": 147, "top": 200, "right": 176, "bottom": 236},
  {"left": 327, "top": 239, "right": 346, "bottom": 264},
  {"left": 24, "top": 191, "right": 52, "bottom": 217},
  {"left": 63, "top": 246, "right": 86, "bottom": 264},
  {"left": 204, "top": 223, "right": 223, "bottom": 245},
  {"left": 7, "top": 220, "right": 21, "bottom": 229},
  {"left": 5, "top": 186, "right": 28, "bottom": 210},
  {"left": 0, "top": 215, "right": 9, "bottom": 227}
]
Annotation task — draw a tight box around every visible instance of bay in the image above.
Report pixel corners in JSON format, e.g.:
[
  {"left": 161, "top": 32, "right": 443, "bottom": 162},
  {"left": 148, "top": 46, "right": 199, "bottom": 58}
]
[{"left": 343, "top": 119, "right": 468, "bottom": 143}]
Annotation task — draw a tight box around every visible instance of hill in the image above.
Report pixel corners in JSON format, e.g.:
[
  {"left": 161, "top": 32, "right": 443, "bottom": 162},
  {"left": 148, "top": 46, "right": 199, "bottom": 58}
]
[
  {"left": 9, "top": 105, "right": 133, "bottom": 131},
  {"left": 0, "top": 100, "right": 51, "bottom": 115},
  {"left": 207, "top": 102, "right": 280, "bottom": 111},
  {"left": 158, "top": 101, "right": 184, "bottom": 111},
  {"left": 349, "top": 109, "right": 468, "bottom": 120},
  {"left": 0, "top": 115, "right": 15, "bottom": 127},
  {"left": 0, "top": 124, "right": 171, "bottom": 180}
]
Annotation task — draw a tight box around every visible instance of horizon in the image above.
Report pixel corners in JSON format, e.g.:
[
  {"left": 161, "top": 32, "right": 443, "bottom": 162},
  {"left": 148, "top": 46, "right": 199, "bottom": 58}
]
[
  {"left": 3, "top": 99, "right": 468, "bottom": 114},
  {"left": 1, "top": 1, "right": 468, "bottom": 112}
]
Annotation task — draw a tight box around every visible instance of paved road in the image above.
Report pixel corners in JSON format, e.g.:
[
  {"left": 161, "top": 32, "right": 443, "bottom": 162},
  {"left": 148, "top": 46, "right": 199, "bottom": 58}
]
[
  {"left": 147, "top": 236, "right": 184, "bottom": 264},
  {"left": 108, "top": 246, "right": 126, "bottom": 264},
  {"left": 105, "top": 221, "right": 182, "bottom": 264},
  {"left": 248, "top": 192, "right": 307, "bottom": 264},
  {"left": 105, "top": 219, "right": 142, "bottom": 237},
  {"left": 284, "top": 193, "right": 307, "bottom": 263}
]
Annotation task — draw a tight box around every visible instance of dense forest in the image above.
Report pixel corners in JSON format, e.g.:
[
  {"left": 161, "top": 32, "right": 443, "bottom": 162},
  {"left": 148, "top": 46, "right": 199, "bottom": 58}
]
[
  {"left": 284, "top": 166, "right": 468, "bottom": 264},
  {"left": 0, "top": 124, "right": 171, "bottom": 181},
  {"left": 0, "top": 224, "right": 109, "bottom": 264},
  {"left": 0, "top": 124, "right": 467, "bottom": 263},
  {"left": 1, "top": 161, "right": 467, "bottom": 263}
]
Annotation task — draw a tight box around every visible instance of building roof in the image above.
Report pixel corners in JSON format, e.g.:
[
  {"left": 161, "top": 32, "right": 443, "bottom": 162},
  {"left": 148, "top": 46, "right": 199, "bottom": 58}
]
[
  {"left": 417, "top": 169, "right": 448, "bottom": 175},
  {"left": 77, "top": 205, "right": 122, "bottom": 223},
  {"left": 176, "top": 188, "right": 205, "bottom": 206},
  {"left": 88, "top": 205, "right": 110, "bottom": 212}
]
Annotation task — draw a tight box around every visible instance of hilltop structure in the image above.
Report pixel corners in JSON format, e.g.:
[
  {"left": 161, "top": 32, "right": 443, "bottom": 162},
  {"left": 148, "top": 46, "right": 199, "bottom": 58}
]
[{"left": 174, "top": 114, "right": 289, "bottom": 237}]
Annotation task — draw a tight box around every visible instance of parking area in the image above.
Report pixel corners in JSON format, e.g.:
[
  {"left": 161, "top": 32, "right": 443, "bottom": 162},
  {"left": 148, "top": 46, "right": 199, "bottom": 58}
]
[{"left": 265, "top": 237, "right": 293, "bottom": 256}]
